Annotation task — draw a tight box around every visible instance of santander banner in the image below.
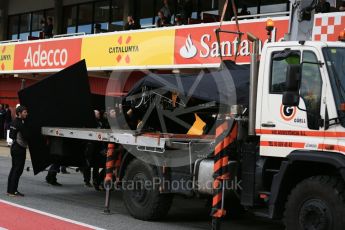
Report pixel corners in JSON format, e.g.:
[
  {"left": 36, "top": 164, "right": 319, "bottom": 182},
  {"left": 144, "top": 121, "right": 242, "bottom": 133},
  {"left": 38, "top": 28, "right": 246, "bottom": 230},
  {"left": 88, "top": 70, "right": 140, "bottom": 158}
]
[
  {"left": 14, "top": 38, "right": 82, "bottom": 71},
  {"left": 174, "top": 17, "right": 289, "bottom": 65}
]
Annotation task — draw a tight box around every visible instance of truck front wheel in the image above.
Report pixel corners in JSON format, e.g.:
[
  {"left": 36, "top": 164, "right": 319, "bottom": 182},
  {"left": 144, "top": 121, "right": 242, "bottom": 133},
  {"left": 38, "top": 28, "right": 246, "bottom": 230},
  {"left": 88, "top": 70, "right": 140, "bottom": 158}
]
[
  {"left": 284, "top": 176, "right": 345, "bottom": 230},
  {"left": 122, "top": 159, "right": 173, "bottom": 221}
]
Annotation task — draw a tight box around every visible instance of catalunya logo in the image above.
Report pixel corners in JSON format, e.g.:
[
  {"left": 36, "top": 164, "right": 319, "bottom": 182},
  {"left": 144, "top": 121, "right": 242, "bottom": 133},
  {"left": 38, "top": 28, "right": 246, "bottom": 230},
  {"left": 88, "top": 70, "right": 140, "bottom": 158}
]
[{"left": 108, "top": 36, "right": 139, "bottom": 64}]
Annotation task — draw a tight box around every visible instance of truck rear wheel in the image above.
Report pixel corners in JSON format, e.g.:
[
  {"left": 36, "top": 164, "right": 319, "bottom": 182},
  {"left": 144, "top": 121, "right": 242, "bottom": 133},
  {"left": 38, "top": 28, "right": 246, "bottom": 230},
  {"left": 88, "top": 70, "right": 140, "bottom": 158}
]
[
  {"left": 122, "top": 159, "right": 173, "bottom": 221},
  {"left": 284, "top": 176, "right": 345, "bottom": 230}
]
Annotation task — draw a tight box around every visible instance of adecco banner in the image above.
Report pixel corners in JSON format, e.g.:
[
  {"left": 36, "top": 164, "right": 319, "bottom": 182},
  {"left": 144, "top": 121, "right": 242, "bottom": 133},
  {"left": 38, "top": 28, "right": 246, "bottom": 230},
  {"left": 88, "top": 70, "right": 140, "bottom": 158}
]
[
  {"left": 0, "top": 44, "right": 15, "bottom": 72},
  {"left": 174, "top": 18, "right": 289, "bottom": 65},
  {"left": 81, "top": 29, "right": 175, "bottom": 69},
  {"left": 13, "top": 38, "right": 82, "bottom": 71}
]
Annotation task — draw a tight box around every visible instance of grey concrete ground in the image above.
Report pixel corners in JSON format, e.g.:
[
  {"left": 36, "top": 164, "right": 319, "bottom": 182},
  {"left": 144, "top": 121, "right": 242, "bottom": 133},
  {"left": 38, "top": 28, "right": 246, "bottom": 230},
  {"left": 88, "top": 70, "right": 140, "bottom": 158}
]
[{"left": 0, "top": 143, "right": 284, "bottom": 230}]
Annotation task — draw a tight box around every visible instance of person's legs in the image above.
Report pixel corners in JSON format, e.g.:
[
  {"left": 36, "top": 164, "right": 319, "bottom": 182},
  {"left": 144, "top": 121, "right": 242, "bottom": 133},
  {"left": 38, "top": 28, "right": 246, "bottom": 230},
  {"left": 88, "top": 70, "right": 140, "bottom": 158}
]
[
  {"left": 7, "top": 146, "right": 17, "bottom": 194},
  {"left": 60, "top": 166, "right": 69, "bottom": 174},
  {"left": 0, "top": 121, "right": 4, "bottom": 139},
  {"left": 13, "top": 148, "right": 26, "bottom": 192},
  {"left": 4, "top": 122, "right": 10, "bottom": 139},
  {"left": 83, "top": 166, "right": 91, "bottom": 184},
  {"left": 46, "top": 163, "right": 61, "bottom": 186},
  {"left": 92, "top": 166, "right": 100, "bottom": 185},
  {"left": 3, "top": 122, "right": 6, "bottom": 139},
  {"left": 98, "top": 168, "right": 106, "bottom": 188},
  {"left": 7, "top": 144, "right": 26, "bottom": 194}
]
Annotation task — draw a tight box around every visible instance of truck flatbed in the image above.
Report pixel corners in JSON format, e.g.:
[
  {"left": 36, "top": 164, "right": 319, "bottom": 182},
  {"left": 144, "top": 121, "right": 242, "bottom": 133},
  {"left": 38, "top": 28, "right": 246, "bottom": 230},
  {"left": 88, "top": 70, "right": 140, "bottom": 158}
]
[{"left": 41, "top": 127, "right": 215, "bottom": 153}]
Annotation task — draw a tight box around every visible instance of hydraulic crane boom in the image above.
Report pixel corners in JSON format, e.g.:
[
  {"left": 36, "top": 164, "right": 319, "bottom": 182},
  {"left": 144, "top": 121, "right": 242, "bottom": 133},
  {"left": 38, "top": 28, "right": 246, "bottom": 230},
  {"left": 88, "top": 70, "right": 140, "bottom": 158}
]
[{"left": 286, "top": 0, "right": 320, "bottom": 41}]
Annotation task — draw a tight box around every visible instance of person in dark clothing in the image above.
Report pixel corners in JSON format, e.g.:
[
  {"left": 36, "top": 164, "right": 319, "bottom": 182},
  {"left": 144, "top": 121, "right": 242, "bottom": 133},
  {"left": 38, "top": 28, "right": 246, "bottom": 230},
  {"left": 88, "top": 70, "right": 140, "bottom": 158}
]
[
  {"left": 46, "top": 163, "right": 63, "bottom": 186},
  {"left": 60, "top": 166, "right": 70, "bottom": 174},
  {"left": 4, "top": 104, "right": 12, "bottom": 138},
  {"left": 40, "top": 18, "right": 47, "bottom": 38},
  {"left": 124, "top": 15, "right": 141, "bottom": 30},
  {"left": 156, "top": 11, "right": 169, "bottom": 27},
  {"left": 174, "top": 15, "right": 183, "bottom": 26},
  {"left": 0, "top": 104, "right": 5, "bottom": 139},
  {"left": 83, "top": 110, "right": 107, "bottom": 190},
  {"left": 107, "top": 109, "right": 117, "bottom": 129},
  {"left": 160, "top": 0, "right": 173, "bottom": 24},
  {"left": 7, "top": 106, "right": 29, "bottom": 197},
  {"left": 239, "top": 5, "right": 251, "bottom": 16},
  {"left": 44, "top": 17, "right": 53, "bottom": 38},
  {"left": 183, "top": 0, "right": 193, "bottom": 22},
  {"left": 316, "top": 0, "right": 331, "bottom": 13},
  {"left": 340, "top": 1, "right": 345, "bottom": 11},
  {"left": 82, "top": 142, "right": 103, "bottom": 189},
  {"left": 176, "top": 0, "right": 193, "bottom": 24}
]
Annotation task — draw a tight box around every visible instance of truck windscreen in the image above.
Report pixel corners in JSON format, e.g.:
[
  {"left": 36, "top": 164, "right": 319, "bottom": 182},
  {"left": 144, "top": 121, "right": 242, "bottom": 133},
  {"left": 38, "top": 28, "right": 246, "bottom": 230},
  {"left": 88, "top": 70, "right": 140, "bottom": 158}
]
[{"left": 323, "top": 47, "right": 345, "bottom": 127}]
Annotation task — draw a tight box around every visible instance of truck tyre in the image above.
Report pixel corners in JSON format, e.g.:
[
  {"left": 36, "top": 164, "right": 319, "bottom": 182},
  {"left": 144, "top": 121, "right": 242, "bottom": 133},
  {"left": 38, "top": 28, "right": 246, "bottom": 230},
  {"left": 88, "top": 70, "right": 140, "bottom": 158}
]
[
  {"left": 122, "top": 159, "right": 173, "bottom": 221},
  {"left": 284, "top": 176, "right": 345, "bottom": 230}
]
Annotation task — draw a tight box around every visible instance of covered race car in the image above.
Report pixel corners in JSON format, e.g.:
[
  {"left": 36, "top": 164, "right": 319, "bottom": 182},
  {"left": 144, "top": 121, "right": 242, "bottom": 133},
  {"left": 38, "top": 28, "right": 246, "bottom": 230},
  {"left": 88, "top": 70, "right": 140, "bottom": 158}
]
[{"left": 123, "top": 61, "right": 250, "bottom": 134}]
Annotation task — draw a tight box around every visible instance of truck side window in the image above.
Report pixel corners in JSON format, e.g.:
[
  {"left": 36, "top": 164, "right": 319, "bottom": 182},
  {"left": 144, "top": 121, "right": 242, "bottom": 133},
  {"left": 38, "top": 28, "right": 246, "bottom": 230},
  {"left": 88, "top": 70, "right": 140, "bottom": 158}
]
[
  {"left": 270, "top": 51, "right": 300, "bottom": 94},
  {"left": 300, "top": 51, "right": 322, "bottom": 130}
]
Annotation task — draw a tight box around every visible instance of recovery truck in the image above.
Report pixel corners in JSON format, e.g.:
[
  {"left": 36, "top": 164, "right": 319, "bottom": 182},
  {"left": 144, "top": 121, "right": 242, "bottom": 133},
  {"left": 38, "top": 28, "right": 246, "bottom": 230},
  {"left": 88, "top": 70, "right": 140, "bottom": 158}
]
[{"left": 2, "top": 0, "right": 345, "bottom": 229}]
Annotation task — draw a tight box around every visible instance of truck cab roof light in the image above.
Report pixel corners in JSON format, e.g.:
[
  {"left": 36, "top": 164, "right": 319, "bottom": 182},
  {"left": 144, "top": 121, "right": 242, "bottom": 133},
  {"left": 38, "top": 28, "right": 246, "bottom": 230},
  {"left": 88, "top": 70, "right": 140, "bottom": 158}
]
[{"left": 266, "top": 19, "right": 275, "bottom": 32}]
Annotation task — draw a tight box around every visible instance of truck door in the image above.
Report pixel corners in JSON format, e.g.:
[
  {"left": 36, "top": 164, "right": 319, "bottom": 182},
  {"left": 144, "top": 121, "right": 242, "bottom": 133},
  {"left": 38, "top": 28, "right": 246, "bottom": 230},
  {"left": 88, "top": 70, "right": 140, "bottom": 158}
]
[{"left": 259, "top": 47, "right": 326, "bottom": 157}]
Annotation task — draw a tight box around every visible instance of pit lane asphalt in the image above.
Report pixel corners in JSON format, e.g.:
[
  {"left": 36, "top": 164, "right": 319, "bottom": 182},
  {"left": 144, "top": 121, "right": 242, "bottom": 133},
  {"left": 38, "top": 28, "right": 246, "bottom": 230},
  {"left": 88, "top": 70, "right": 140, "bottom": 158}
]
[{"left": 0, "top": 145, "right": 284, "bottom": 230}]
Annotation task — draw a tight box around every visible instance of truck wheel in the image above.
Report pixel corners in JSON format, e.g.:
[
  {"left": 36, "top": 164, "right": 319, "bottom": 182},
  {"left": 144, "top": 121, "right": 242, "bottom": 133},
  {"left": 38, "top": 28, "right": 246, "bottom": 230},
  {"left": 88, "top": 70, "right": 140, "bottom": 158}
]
[
  {"left": 284, "top": 176, "right": 345, "bottom": 230},
  {"left": 122, "top": 159, "right": 173, "bottom": 221}
]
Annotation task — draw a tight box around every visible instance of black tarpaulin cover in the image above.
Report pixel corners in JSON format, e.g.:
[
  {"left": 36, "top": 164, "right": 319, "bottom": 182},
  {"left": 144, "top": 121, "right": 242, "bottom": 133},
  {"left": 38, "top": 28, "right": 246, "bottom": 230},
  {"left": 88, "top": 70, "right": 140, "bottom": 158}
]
[
  {"left": 126, "top": 61, "right": 250, "bottom": 107},
  {"left": 18, "top": 60, "right": 96, "bottom": 175}
]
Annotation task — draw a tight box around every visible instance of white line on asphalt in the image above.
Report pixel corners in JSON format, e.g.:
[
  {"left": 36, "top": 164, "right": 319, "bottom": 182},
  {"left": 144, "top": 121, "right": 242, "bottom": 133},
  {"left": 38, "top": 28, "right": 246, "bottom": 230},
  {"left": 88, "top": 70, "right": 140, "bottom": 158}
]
[{"left": 0, "top": 199, "right": 107, "bottom": 230}]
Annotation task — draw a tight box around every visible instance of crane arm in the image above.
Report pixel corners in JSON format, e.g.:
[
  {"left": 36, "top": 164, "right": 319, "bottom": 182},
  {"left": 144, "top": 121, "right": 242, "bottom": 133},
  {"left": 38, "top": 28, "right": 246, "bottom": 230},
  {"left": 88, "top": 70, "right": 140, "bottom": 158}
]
[{"left": 286, "top": 0, "right": 319, "bottom": 41}]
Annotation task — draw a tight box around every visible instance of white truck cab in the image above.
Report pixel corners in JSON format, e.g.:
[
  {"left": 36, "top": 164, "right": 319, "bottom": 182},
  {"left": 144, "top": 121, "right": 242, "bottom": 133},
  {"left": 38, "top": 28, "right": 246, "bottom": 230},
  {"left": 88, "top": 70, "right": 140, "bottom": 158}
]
[{"left": 257, "top": 41, "right": 345, "bottom": 158}]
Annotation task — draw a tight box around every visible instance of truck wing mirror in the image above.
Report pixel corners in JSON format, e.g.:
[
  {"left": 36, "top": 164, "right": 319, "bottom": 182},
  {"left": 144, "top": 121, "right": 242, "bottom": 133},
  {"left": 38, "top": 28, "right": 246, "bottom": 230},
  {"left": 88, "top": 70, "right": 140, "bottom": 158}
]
[
  {"left": 283, "top": 91, "right": 299, "bottom": 106},
  {"left": 283, "top": 64, "right": 301, "bottom": 106},
  {"left": 285, "top": 64, "right": 301, "bottom": 91}
]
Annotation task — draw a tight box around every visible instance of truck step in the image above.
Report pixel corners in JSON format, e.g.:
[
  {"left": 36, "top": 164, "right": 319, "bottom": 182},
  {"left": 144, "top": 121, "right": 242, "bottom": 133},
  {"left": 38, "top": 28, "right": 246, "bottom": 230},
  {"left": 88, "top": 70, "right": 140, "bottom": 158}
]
[
  {"left": 265, "top": 169, "right": 280, "bottom": 173},
  {"left": 252, "top": 208, "right": 270, "bottom": 218}
]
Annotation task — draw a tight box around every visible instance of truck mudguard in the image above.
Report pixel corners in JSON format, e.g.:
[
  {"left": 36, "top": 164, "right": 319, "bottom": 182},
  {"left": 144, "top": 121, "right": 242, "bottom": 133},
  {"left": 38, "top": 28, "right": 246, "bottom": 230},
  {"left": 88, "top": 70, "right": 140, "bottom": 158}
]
[{"left": 268, "top": 151, "right": 345, "bottom": 219}]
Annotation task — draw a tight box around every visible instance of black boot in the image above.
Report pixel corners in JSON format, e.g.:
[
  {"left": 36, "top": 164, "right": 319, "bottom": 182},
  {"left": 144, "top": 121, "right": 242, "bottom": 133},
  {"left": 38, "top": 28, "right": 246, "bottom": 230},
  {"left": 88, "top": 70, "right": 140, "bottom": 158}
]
[{"left": 46, "top": 172, "right": 62, "bottom": 186}]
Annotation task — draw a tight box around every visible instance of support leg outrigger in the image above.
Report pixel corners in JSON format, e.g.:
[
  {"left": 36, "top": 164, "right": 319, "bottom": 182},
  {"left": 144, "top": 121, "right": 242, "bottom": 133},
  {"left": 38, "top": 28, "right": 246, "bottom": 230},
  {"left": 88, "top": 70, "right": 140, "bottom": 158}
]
[
  {"left": 211, "top": 119, "right": 238, "bottom": 230},
  {"left": 103, "top": 143, "right": 115, "bottom": 214}
]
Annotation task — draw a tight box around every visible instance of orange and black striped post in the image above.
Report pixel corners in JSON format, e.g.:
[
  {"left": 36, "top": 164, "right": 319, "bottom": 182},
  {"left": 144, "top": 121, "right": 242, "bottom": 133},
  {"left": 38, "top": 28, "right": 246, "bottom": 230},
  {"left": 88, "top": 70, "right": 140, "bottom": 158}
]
[
  {"left": 104, "top": 143, "right": 115, "bottom": 214},
  {"left": 114, "top": 144, "right": 123, "bottom": 187},
  {"left": 211, "top": 119, "right": 238, "bottom": 230}
]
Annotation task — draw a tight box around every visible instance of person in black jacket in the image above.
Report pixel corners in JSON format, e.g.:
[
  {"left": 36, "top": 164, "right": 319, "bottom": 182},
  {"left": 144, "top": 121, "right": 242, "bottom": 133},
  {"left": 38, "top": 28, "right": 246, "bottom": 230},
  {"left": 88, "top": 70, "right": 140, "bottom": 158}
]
[
  {"left": 156, "top": 11, "right": 170, "bottom": 27},
  {"left": 0, "top": 104, "right": 4, "bottom": 139},
  {"left": 316, "top": 0, "right": 331, "bottom": 13},
  {"left": 82, "top": 110, "right": 107, "bottom": 190},
  {"left": 7, "top": 106, "right": 29, "bottom": 197},
  {"left": 44, "top": 17, "right": 54, "bottom": 38},
  {"left": 124, "top": 15, "right": 141, "bottom": 30},
  {"left": 4, "top": 104, "right": 12, "bottom": 138},
  {"left": 177, "top": 0, "right": 193, "bottom": 24}
]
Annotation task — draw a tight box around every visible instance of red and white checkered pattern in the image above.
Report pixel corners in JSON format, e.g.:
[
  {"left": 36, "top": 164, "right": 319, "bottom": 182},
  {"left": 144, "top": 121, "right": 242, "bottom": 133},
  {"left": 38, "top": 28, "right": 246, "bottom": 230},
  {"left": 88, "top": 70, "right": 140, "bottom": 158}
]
[{"left": 313, "top": 13, "right": 345, "bottom": 42}]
